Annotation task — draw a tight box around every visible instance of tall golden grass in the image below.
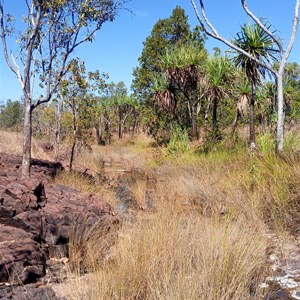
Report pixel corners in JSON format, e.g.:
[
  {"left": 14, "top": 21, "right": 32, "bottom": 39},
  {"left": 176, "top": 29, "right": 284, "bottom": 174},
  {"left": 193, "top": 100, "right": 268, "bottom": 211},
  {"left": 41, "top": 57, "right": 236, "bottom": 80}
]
[
  {"left": 53, "top": 132, "right": 300, "bottom": 300},
  {"left": 2, "top": 129, "right": 299, "bottom": 299},
  {"left": 0, "top": 129, "right": 53, "bottom": 160},
  {"left": 68, "top": 215, "right": 267, "bottom": 300}
]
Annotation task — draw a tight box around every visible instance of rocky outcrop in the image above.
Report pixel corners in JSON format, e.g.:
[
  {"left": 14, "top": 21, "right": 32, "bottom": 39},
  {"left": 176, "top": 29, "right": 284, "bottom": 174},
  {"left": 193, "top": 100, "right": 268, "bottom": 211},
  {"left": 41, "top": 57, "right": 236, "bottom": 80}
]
[
  {"left": 0, "top": 153, "right": 118, "bottom": 298},
  {"left": 0, "top": 284, "right": 65, "bottom": 300}
]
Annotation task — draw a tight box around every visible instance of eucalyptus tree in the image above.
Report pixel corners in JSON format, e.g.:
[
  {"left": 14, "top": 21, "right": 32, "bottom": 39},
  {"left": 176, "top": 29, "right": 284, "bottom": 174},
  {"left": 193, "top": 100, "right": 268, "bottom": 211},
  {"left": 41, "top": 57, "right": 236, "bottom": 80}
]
[
  {"left": 59, "top": 59, "right": 107, "bottom": 170},
  {"left": 190, "top": 0, "right": 300, "bottom": 151},
  {"left": 282, "top": 62, "right": 300, "bottom": 122},
  {"left": 232, "top": 23, "right": 278, "bottom": 148},
  {"left": 60, "top": 60, "right": 89, "bottom": 170},
  {"left": 0, "top": 99, "right": 24, "bottom": 130},
  {"left": 104, "top": 81, "right": 135, "bottom": 140},
  {"left": 0, "top": 0, "right": 128, "bottom": 176}
]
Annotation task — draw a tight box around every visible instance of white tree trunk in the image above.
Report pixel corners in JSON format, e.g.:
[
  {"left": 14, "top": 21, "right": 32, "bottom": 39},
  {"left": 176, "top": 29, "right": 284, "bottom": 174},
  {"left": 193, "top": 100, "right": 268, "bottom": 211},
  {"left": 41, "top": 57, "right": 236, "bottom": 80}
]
[
  {"left": 22, "top": 100, "right": 32, "bottom": 176},
  {"left": 276, "top": 74, "right": 284, "bottom": 151},
  {"left": 190, "top": 0, "right": 300, "bottom": 152}
]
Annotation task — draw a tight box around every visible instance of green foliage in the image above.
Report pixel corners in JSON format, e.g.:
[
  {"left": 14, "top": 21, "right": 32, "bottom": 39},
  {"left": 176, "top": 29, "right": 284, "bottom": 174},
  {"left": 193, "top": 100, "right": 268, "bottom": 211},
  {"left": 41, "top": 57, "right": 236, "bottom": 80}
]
[
  {"left": 283, "top": 132, "right": 300, "bottom": 154},
  {"left": 32, "top": 105, "right": 56, "bottom": 137},
  {"left": 132, "top": 6, "right": 205, "bottom": 98},
  {"left": 257, "top": 133, "right": 276, "bottom": 155},
  {"left": 165, "top": 126, "right": 190, "bottom": 156},
  {"left": 0, "top": 100, "right": 23, "bottom": 130},
  {"left": 132, "top": 6, "right": 206, "bottom": 143},
  {"left": 207, "top": 56, "right": 235, "bottom": 92},
  {"left": 233, "top": 22, "right": 279, "bottom": 84},
  {"left": 283, "top": 62, "right": 300, "bottom": 121},
  {"left": 161, "top": 43, "right": 207, "bottom": 70}
]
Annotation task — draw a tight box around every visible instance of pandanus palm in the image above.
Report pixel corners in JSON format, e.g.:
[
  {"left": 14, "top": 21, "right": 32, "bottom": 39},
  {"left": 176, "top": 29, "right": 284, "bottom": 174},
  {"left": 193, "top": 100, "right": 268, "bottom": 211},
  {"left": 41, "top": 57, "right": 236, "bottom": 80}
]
[
  {"left": 206, "top": 55, "right": 236, "bottom": 139},
  {"left": 233, "top": 22, "right": 278, "bottom": 148},
  {"left": 155, "top": 43, "right": 207, "bottom": 140}
]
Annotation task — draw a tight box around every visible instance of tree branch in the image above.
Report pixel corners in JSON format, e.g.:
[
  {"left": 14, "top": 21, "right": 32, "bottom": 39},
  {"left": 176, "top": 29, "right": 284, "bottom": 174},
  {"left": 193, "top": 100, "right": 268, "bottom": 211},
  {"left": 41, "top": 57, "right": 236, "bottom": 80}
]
[
  {"left": 190, "top": 0, "right": 276, "bottom": 74},
  {"left": 241, "top": 0, "right": 284, "bottom": 55},
  {"left": 279, "top": 0, "right": 300, "bottom": 73},
  {"left": 23, "top": 3, "right": 42, "bottom": 101},
  {"left": 0, "top": 4, "right": 22, "bottom": 79}
]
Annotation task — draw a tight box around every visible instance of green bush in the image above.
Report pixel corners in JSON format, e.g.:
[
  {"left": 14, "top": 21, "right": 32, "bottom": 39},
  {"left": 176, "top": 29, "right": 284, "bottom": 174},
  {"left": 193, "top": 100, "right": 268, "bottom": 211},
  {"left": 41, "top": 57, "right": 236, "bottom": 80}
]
[
  {"left": 257, "top": 133, "right": 276, "bottom": 155},
  {"left": 166, "top": 126, "right": 190, "bottom": 156}
]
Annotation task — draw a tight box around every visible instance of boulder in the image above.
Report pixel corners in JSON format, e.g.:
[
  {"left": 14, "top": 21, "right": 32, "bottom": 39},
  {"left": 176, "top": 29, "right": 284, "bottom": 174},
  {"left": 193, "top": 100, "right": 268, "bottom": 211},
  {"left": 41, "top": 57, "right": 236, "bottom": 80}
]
[
  {"left": 0, "top": 284, "right": 65, "bottom": 300},
  {"left": 0, "top": 226, "right": 45, "bottom": 284},
  {"left": 0, "top": 152, "right": 118, "bottom": 287}
]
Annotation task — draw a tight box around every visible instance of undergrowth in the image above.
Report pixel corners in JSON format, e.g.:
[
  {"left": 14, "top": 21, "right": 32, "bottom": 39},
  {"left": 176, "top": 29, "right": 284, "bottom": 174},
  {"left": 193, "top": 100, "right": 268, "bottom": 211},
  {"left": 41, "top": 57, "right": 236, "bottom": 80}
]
[{"left": 52, "top": 132, "right": 300, "bottom": 300}]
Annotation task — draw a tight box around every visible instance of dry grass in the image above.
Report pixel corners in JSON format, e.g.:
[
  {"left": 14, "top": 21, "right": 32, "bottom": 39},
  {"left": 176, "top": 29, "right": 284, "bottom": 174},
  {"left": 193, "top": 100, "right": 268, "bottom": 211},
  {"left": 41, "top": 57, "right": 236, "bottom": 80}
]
[
  {"left": 53, "top": 134, "right": 300, "bottom": 300},
  {"left": 73, "top": 134, "right": 156, "bottom": 173},
  {"left": 49, "top": 132, "right": 300, "bottom": 300},
  {"left": 66, "top": 214, "right": 267, "bottom": 300},
  {"left": 0, "top": 129, "right": 53, "bottom": 160},
  {"left": 53, "top": 170, "right": 118, "bottom": 207},
  {"left": 2, "top": 130, "right": 297, "bottom": 299}
]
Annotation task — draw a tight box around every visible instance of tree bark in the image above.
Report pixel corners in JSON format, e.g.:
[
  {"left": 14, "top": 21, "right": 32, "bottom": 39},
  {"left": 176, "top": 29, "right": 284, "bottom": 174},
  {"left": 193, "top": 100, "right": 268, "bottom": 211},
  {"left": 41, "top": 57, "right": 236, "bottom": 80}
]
[
  {"left": 188, "top": 100, "right": 198, "bottom": 141},
  {"left": 231, "top": 111, "right": 240, "bottom": 137},
  {"left": 69, "top": 107, "right": 77, "bottom": 171},
  {"left": 249, "top": 80, "right": 256, "bottom": 147},
  {"left": 22, "top": 100, "right": 32, "bottom": 176},
  {"left": 191, "top": 111, "right": 198, "bottom": 141},
  {"left": 95, "top": 123, "right": 102, "bottom": 145},
  {"left": 212, "top": 98, "right": 218, "bottom": 138},
  {"left": 204, "top": 96, "right": 211, "bottom": 140},
  {"left": 104, "top": 111, "right": 111, "bottom": 145},
  {"left": 55, "top": 100, "right": 62, "bottom": 162},
  {"left": 118, "top": 108, "right": 123, "bottom": 139},
  {"left": 276, "top": 74, "right": 284, "bottom": 151}
]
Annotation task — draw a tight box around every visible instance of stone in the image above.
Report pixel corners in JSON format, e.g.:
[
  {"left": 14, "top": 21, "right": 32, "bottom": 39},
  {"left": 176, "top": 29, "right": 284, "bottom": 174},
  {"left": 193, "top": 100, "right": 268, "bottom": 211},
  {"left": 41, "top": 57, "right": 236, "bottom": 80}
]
[
  {"left": 0, "top": 284, "right": 65, "bottom": 300},
  {"left": 0, "top": 226, "right": 45, "bottom": 284},
  {"left": 0, "top": 152, "right": 119, "bottom": 287}
]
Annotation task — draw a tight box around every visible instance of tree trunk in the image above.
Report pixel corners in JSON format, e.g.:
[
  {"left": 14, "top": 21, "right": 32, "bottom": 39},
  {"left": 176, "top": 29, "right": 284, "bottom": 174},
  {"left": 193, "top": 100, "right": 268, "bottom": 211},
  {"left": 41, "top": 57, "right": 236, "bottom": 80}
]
[
  {"left": 22, "top": 99, "right": 32, "bottom": 176},
  {"left": 104, "top": 111, "right": 111, "bottom": 145},
  {"left": 203, "top": 97, "right": 211, "bottom": 140},
  {"left": 131, "top": 115, "right": 137, "bottom": 138},
  {"left": 55, "top": 100, "right": 62, "bottom": 162},
  {"left": 212, "top": 98, "right": 218, "bottom": 139},
  {"left": 191, "top": 112, "right": 198, "bottom": 141},
  {"left": 249, "top": 80, "right": 256, "bottom": 148},
  {"left": 276, "top": 74, "right": 284, "bottom": 151},
  {"left": 189, "top": 101, "right": 198, "bottom": 141},
  {"left": 118, "top": 108, "right": 123, "bottom": 139},
  {"left": 95, "top": 124, "right": 102, "bottom": 145},
  {"left": 69, "top": 107, "right": 77, "bottom": 171},
  {"left": 231, "top": 110, "right": 240, "bottom": 137}
]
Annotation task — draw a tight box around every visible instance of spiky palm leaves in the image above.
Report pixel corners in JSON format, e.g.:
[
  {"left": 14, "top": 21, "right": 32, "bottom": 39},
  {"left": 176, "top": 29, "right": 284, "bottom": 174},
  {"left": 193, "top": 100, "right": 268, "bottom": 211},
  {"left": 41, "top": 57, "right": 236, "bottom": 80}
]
[
  {"left": 206, "top": 55, "right": 236, "bottom": 138},
  {"left": 153, "top": 43, "right": 207, "bottom": 139},
  {"left": 233, "top": 22, "right": 278, "bottom": 147},
  {"left": 233, "top": 23, "right": 278, "bottom": 85},
  {"left": 160, "top": 43, "right": 206, "bottom": 98}
]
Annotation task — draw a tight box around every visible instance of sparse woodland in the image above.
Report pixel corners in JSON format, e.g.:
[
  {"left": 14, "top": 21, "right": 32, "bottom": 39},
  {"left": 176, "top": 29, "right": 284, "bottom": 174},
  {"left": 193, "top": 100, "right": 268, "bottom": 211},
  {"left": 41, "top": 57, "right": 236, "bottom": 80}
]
[{"left": 1, "top": 2, "right": 300, "bottom": 300}]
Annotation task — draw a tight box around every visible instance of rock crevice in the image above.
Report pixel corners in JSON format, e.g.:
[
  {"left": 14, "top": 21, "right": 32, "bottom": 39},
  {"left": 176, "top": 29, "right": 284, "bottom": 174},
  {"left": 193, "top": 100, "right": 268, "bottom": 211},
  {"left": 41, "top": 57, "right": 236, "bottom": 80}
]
[{"left": 0, "top": 153, "right": 118, "bottom": 299}]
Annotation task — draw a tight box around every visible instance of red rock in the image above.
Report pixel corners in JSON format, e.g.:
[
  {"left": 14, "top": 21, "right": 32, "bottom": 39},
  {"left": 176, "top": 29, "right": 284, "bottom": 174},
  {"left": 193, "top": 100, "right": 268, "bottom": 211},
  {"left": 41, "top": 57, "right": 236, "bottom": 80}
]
[
  {"left": 0, "top": 225, "right": 45, "bottom": 284},
  {"left": 0, "top": 152, "right": 118, "bottom": 286}
]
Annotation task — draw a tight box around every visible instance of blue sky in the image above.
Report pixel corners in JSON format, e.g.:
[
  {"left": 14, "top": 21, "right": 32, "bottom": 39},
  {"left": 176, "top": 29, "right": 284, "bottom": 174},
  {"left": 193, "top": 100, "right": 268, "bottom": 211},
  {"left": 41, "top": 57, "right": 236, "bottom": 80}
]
[{"left": 1, "top": 0, "right": 300, "bottom": 101}]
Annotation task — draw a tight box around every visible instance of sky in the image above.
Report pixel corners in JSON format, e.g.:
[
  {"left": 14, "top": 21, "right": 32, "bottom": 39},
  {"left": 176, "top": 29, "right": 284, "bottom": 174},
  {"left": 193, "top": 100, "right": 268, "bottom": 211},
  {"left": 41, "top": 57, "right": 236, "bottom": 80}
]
[{"left": 1, "top": 0, "right": 300, "bottom": 101}]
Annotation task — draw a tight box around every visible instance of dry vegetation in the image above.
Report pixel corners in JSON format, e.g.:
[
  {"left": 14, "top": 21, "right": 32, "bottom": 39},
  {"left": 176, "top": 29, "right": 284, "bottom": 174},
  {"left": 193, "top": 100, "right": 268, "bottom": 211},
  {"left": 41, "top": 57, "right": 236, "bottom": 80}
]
[
  {"left": 1, "top": 130, "right": 300, "bottom": 299},
  {"left": 0, "top": 129, "right": 53, "bottom": 159},
  {"left": 51, "top": 131, "right": 300, "bottom": 300}
]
